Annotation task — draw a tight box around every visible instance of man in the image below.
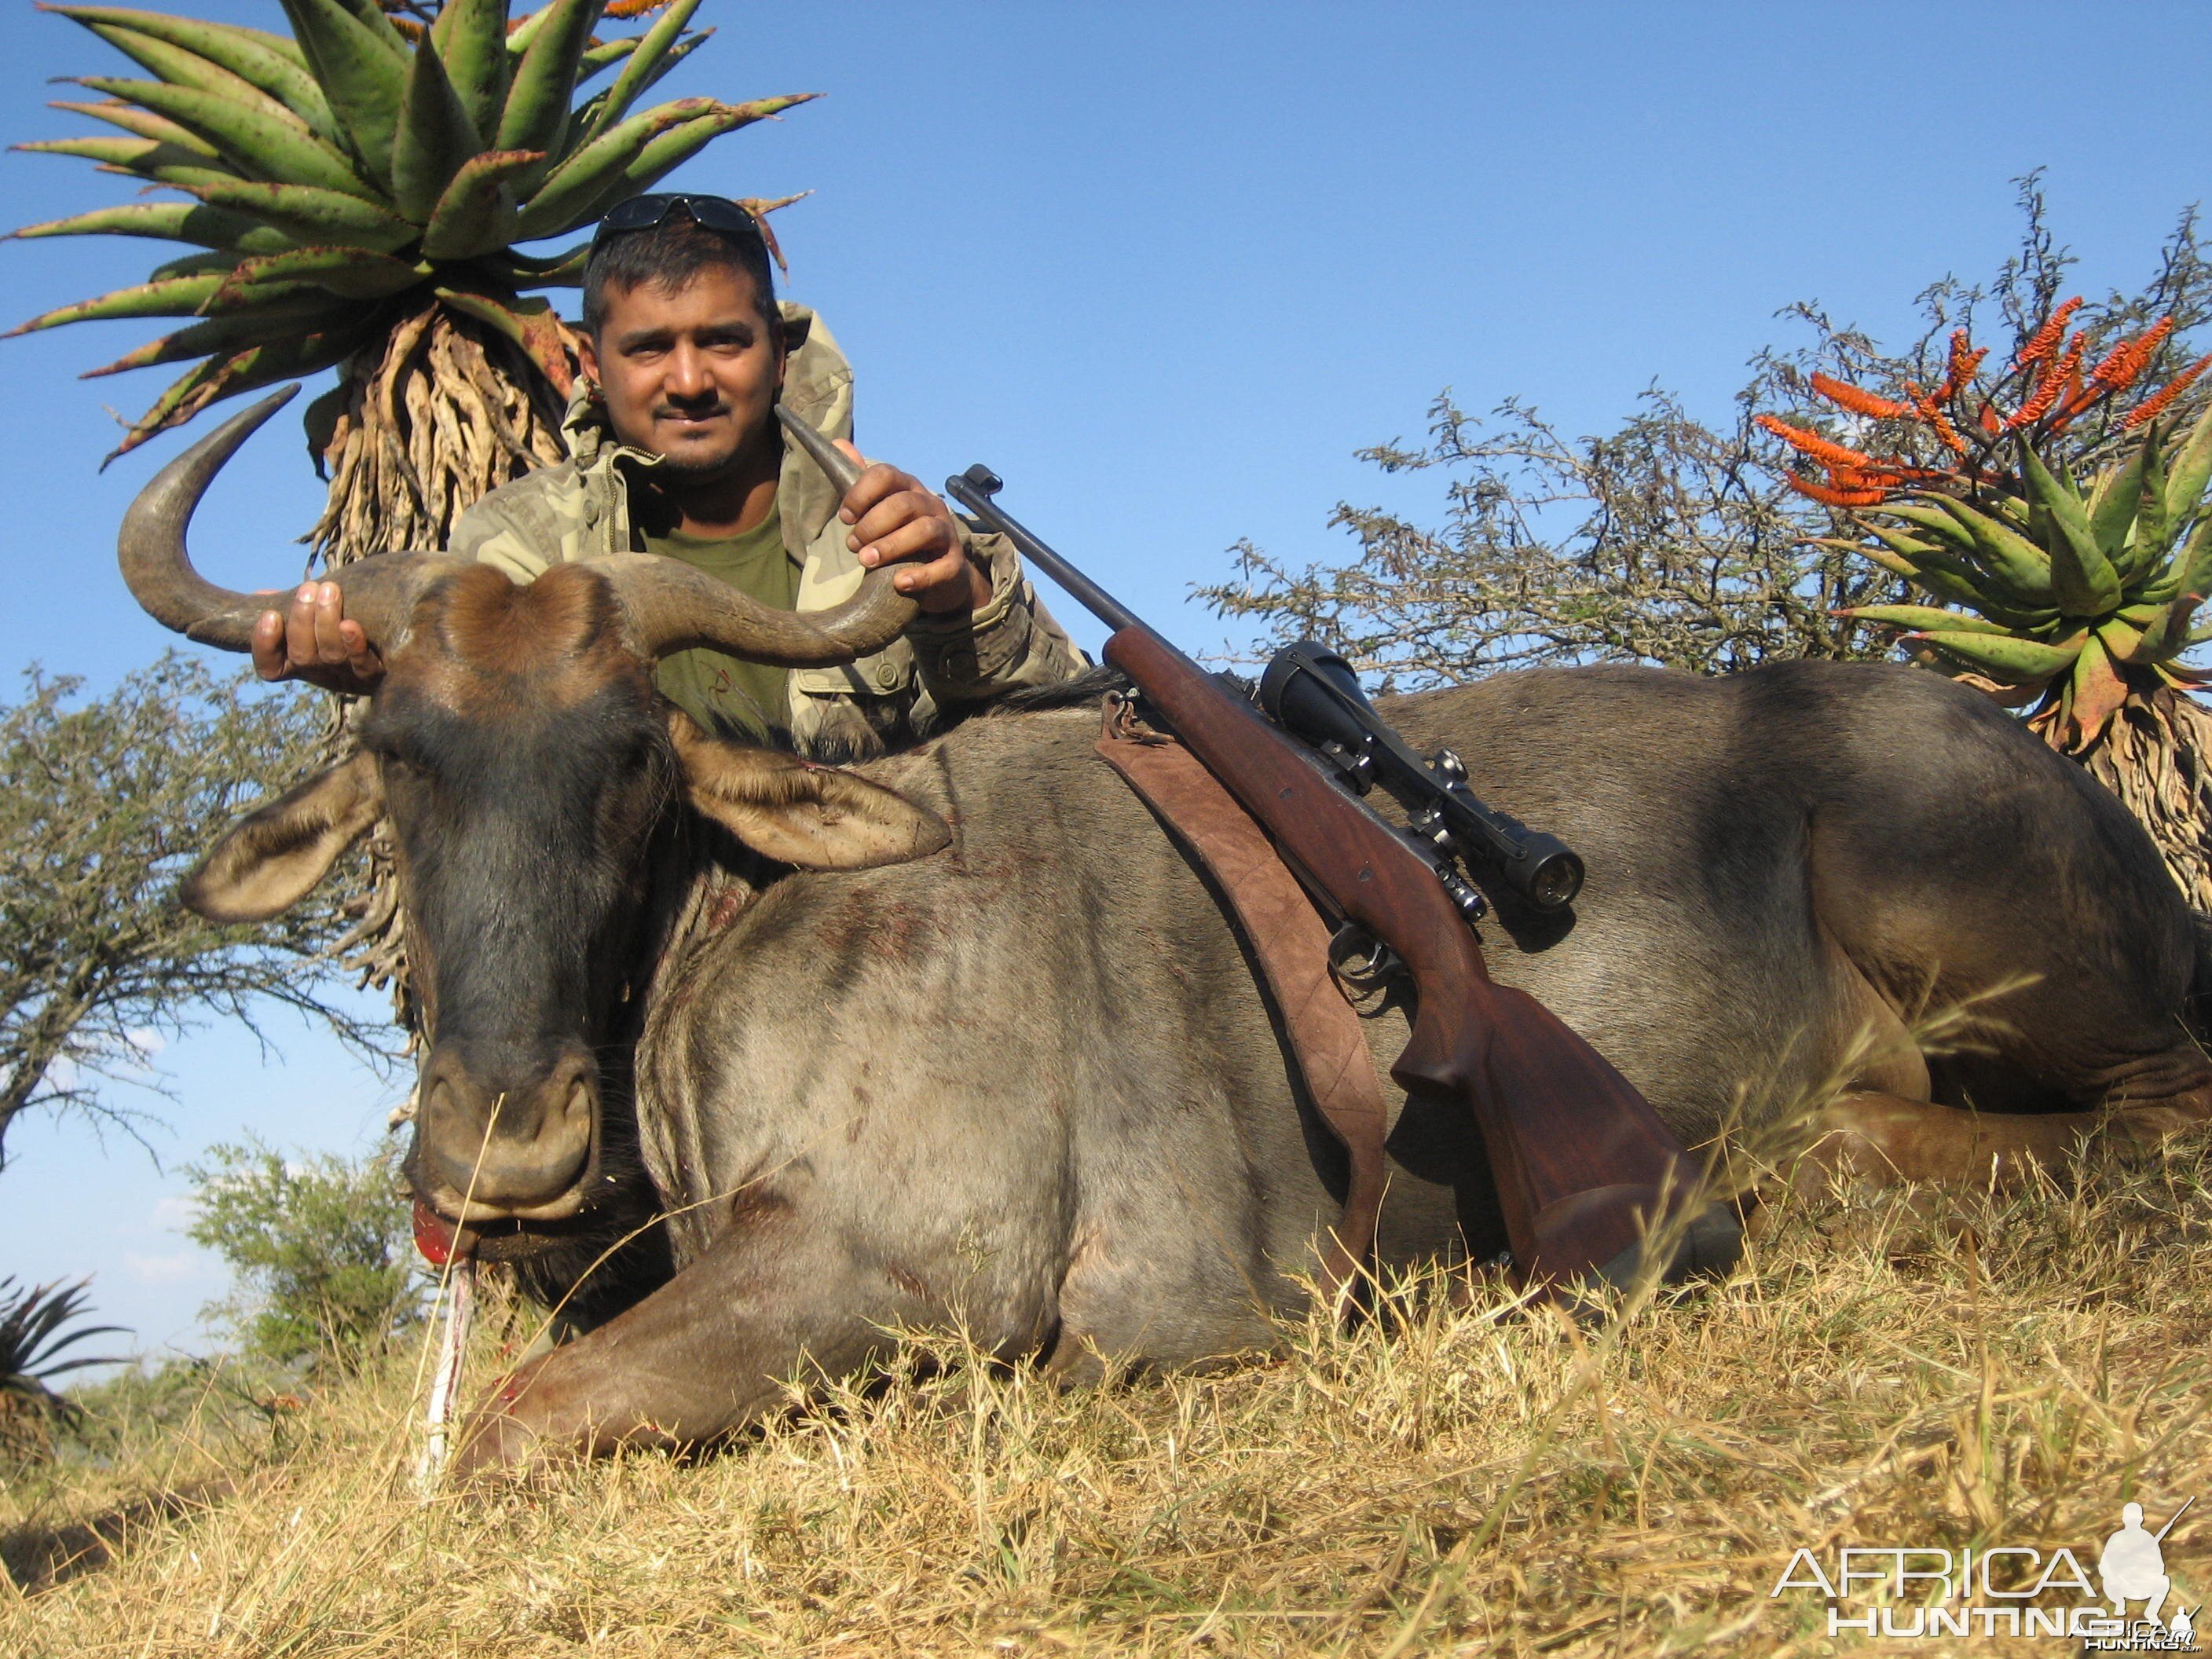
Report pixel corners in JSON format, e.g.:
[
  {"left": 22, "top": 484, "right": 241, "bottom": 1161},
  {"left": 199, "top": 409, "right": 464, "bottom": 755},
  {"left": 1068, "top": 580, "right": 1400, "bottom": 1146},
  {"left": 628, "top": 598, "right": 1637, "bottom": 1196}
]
[{"left": 254, "top": 193, "right": 1084, "bottom": 749}]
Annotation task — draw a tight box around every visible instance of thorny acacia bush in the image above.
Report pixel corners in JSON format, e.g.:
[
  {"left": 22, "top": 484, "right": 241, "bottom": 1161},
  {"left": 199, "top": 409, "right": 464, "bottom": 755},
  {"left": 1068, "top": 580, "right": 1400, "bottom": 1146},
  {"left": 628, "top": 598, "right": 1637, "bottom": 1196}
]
[
  {"left": 0, "top": 654, "right": 388, "bottom": 1166},
  {"left": 1203, "top": 180, "right": 2212, "bottom": 689},
  {"left": 2, "top": 1130, "right": 2207, "bottom": 1656}
]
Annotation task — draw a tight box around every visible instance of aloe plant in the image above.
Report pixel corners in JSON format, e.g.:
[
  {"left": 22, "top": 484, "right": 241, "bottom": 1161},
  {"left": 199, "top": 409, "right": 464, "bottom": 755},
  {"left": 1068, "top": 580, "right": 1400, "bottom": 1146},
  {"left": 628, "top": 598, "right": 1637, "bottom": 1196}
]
[
  {"left": 1764, "top": 307, "right": 2212, "bottom": 908},
  {"left": 0, "top": 1276, "right": 126, "bottom": 1459}
]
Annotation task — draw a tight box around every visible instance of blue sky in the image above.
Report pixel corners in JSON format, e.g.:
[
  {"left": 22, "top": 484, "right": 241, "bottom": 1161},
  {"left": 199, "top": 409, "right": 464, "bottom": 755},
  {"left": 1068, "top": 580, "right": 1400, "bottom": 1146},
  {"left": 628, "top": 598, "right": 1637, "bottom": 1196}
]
[{"left": 1, "top": 1, "right": 2205, "bottom": 1361}]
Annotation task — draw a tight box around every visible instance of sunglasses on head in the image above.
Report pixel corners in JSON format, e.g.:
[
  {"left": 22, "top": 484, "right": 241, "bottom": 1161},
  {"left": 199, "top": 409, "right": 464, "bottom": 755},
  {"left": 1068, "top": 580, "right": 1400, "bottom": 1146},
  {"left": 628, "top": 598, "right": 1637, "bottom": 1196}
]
[{"left": 590, "top": 192, "right": 767, "bottom": 249}]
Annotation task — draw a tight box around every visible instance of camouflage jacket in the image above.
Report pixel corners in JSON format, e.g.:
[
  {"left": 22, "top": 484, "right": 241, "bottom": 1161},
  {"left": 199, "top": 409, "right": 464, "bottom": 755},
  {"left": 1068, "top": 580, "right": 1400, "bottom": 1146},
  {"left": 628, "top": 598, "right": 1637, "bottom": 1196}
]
[{"left": 448, "top": 302, "right": 1086, "bottom": 752}]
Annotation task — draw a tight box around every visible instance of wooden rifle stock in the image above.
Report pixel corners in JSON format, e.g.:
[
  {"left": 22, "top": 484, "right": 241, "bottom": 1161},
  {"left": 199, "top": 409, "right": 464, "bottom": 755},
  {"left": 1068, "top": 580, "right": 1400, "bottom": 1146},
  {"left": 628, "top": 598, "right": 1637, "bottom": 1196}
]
[{"left": 1104, "top": 628, "right": 1712, "bottom": 1291}]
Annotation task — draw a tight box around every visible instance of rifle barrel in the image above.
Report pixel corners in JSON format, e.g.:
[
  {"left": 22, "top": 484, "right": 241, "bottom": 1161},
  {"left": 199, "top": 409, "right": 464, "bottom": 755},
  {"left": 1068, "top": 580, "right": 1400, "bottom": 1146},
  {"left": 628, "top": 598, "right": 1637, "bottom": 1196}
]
[
  {"left": 945, "top": 467, "right": 1144, "bottom": 635},
  {"left": 2155, "top": 1495, "right": 2195, "bottom": 1542}
]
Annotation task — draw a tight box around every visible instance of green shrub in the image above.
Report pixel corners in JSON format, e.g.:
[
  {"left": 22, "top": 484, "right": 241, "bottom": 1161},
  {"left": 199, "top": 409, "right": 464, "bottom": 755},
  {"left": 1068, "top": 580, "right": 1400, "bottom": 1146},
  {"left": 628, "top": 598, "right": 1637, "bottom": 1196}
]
[{"left": 185, "top": 1138, "right": 424, "bottom": 1372}]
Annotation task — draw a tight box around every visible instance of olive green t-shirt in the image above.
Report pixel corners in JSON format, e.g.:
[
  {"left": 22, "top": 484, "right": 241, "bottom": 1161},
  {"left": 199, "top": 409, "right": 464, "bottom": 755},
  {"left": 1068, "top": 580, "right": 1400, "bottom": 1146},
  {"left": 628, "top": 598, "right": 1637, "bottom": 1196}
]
[{"left": 646, "top": 511, "right": 799, "bottom": 739}]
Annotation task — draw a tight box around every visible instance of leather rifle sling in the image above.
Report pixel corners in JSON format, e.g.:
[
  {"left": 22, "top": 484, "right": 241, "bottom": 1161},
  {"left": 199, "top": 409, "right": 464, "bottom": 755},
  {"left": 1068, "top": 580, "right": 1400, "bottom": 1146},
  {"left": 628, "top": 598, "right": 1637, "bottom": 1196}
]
[{"left": 1096, "top": 694, "right": 1390, "bottom": 1316}]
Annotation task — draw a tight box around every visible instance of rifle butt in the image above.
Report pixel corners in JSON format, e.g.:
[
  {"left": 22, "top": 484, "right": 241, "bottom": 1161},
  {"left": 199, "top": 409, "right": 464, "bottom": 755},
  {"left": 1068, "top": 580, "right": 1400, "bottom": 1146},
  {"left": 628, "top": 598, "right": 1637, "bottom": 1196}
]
[{"left": 1400, "top": 981, "right": 1741, "bottom": 1295}]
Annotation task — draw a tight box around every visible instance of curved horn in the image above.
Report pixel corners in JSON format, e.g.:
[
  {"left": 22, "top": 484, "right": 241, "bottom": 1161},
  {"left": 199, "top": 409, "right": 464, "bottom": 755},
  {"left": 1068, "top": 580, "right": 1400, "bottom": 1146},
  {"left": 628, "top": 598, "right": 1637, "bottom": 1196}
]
[
  {"left": 118, "top": 384, "right": 459, "bottom": 654},
  {"left": 775, "top": 401, "right": 866, "bottom": 497},
  {"left": 592, "top": 401, "right": 918, "bottom": 667}
]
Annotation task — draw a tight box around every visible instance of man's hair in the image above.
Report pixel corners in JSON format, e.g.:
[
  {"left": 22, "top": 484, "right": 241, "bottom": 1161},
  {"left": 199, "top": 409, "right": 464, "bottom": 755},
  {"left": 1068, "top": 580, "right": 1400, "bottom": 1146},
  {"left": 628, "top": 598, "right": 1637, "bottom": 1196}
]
[{"left": 580, "top": 207, "right": 778, "bottom": 336}]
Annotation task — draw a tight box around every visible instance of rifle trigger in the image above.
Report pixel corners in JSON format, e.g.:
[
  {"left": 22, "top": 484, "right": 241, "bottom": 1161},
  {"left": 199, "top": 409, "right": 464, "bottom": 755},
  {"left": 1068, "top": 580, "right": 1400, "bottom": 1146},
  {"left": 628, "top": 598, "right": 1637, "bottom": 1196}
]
[{"left": 1328, "top": 921, "right": 1403, "bottom": 995}]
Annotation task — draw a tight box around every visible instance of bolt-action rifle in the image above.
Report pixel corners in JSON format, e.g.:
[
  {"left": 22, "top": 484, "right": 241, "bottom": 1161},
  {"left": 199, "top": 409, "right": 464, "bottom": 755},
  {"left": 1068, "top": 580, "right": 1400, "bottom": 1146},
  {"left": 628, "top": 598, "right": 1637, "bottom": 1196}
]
[{"left": 776, "top": 407, "right": 1738, "bottom": 1295}]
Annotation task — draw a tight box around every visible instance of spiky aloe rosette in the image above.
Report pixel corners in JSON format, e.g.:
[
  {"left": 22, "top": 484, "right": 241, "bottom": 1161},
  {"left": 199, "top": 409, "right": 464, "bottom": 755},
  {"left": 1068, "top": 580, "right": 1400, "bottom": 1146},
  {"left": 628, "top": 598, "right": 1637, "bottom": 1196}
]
[
  {"left": 0, "top": 1276, "right": 125, "bottom": 1462},
  {"left": 9, "top": 0, "right": 811, "bottom": 550},
  {"left": 1763, "top": 306, "right": 2212, "bottom": 909}
]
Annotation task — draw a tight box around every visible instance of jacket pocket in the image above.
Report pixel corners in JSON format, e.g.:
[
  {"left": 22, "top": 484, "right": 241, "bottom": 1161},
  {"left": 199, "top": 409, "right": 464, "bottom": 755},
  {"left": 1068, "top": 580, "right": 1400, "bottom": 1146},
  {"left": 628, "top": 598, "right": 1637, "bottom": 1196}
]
[{"left": 789, "top": 638, "right": 916, "bottom": 701}]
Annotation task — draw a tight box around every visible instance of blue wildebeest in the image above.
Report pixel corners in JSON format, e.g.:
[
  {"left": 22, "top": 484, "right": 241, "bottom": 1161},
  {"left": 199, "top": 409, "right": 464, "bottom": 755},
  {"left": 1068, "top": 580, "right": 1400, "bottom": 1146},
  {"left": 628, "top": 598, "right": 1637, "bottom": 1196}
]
[{"left": 126, "top": 399, "right": 2212, "bottom": 1471}]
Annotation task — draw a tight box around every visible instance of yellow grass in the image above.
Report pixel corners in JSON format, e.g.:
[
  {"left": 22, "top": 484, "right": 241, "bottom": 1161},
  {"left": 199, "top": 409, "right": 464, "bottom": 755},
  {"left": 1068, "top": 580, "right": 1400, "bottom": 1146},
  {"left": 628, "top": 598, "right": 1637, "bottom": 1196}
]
[{"left": 4, "top": 1137, "right": 2208, "bottom": 1657}]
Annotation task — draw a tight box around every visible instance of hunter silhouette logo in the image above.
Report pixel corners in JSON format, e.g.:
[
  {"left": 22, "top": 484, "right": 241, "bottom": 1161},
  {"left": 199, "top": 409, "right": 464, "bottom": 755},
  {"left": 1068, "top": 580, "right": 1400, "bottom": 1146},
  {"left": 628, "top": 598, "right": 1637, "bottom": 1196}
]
[
  {"left": 2103, "top": 1500, "right": 2193, "bottom": 1634},
  {"left": 1769, "top": 1493, "right": 2199, "bottom": 1647}
]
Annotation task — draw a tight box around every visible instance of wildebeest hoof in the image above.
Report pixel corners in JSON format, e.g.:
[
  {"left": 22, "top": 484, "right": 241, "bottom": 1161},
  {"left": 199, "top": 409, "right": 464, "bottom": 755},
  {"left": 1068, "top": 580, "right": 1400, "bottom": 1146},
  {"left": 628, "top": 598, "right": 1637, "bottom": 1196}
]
[
  {"left": 1594, "top": 1200, "right": 1744, "bottom": 1288},
  {"left": 446, "top": 1359, "right": 561, "bottom": 1484}
]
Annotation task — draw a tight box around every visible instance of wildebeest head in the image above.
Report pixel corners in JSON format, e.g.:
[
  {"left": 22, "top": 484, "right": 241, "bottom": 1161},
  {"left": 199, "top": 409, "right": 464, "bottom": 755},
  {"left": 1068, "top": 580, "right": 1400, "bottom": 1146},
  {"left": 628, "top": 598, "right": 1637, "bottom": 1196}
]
[{"left": 121, "top": 389, "right": 950, "bottom": 1237}]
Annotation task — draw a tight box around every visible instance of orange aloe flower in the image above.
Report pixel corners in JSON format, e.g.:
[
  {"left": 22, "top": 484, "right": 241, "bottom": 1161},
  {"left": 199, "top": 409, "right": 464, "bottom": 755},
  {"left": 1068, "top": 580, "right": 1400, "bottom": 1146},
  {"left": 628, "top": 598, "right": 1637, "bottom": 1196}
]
[
  {"left": 1756, "top": 413, "right": 1876, "bottom": 469},
  {"left": 1938, "top": 330, "right": 1988, "bottom": 399},
  {"left": 2014, "top": 298, "right": 2084, "bottom": 368},
  {"left": 1808, "top": 372, "right": 1910, "bottom": 419},
  {"left": 2122, "top": 352, "right": 2212, "bottom": 430},
  {"left": 2009, "top": 334, "right": 2086, "bottom": 428},
  {"left": 2097, "top": 317, "right": 2176, "bottom": 393},
  {"left": 1785, "top": 472, "right": 1888, "bottom": 507},
  {"left": 1914, "top": 393, "right": 1969, "bottom": 458}
]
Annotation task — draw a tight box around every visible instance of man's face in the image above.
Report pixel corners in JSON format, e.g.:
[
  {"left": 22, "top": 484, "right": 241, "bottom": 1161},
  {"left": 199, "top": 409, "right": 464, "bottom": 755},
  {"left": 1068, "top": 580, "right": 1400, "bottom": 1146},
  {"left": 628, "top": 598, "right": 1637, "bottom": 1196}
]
[{"left": 577, "top": 263, "right": 782, "bottom": 478}]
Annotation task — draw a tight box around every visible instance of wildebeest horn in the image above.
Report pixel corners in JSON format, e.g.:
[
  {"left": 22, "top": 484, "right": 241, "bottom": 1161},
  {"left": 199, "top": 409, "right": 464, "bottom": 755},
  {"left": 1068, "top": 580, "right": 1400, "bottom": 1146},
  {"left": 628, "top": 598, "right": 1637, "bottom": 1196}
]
[
  {"left": 774, "top": 401, "right": 866, "bottom": 497},
  {"left": 591, "top": 402, "right": 917, "bottom": 667},
  {"left": 118, "top": 385, "right": 460, "bottom": 654}
]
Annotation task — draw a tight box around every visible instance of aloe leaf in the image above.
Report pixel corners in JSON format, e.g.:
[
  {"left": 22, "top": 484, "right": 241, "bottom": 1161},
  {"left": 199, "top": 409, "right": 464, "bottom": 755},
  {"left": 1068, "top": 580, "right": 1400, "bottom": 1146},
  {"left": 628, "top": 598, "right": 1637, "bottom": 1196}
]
[
  {"left": 429, "top": 0, "right": 509, "bottom": 139},
  {"left": 211, "top": 245, "right": 423, "bottom": 303},
  {"left": 1910, "top": 628, "right": 2086, "bottom": 683},
  {"left": 79, "top": 304, "right": 356, "bottom": 376},
  {"left": 390, "top": 37, "right": 482, "bottom": 222},
  {"left": 1835, "top": 604, "right": 2013, "bottom": 635},
  {"left": 2088, "top": 437, "right": 2149, "bottom": 567},
  {"left": 2019, "top": 443, "right": 2122, "bottom": 613},
  {"left": 2165, "top": 403, "right": 2212, "bottom": 529},
  {"left": 1932, "top": 496, "right": 2055, "bottom": 602},
  {"left": 581, "top": 0, "right": 701, "bottom": 145}
]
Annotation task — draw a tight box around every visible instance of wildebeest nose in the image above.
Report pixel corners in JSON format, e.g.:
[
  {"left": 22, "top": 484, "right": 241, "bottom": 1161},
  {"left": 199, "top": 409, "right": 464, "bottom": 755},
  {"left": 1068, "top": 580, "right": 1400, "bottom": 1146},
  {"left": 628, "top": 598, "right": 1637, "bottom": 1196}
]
[{"left": 416, "top": 1043, "right": 597, "bottom": 1214}]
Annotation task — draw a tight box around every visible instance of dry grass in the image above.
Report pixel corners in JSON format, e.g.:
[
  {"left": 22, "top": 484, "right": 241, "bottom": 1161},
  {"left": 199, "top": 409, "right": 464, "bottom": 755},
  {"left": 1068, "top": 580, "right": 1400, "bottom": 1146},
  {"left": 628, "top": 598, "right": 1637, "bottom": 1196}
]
[{"left": 3, "top": 1136, "right": 2209, "bottom": 1657}]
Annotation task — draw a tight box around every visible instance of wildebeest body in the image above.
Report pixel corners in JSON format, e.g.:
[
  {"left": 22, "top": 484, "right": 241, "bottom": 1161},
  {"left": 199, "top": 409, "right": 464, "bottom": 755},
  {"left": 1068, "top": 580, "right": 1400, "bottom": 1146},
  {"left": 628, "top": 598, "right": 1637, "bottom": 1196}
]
[{"left": 445, "top": 657, "right": 2205, "bottom": 1460}]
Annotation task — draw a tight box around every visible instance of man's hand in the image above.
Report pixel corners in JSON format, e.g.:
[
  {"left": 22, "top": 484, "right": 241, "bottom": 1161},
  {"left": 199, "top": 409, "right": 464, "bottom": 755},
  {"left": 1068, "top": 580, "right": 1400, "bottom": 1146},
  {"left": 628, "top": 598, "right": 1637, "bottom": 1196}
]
[
  {"left": 834, "top": 441, "right": 991, "bottom": 615},
  {"left": 252, "top": 581, "right": 385, "bottom": 694}
]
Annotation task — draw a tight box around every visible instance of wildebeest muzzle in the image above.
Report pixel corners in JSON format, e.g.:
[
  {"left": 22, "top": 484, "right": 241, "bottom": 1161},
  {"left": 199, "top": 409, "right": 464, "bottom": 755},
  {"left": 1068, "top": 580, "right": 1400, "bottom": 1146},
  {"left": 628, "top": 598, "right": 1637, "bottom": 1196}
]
[{"left": 410, "top": 1038, "right": 600, "bottom": 1223}]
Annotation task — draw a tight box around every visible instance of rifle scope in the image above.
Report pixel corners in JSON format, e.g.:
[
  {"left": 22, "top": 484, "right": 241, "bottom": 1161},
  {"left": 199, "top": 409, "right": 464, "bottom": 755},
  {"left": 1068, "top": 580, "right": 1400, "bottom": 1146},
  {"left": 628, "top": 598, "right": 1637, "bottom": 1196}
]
[{"left": 1258, "top": 642, "right": 1585, "bottom": 911}]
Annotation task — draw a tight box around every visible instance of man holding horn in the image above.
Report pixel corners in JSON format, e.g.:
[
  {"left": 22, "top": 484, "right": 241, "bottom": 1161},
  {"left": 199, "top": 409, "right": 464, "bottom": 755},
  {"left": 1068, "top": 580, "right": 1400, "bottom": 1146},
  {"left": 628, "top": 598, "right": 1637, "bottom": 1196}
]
[{"left": 252, "top": 192, "right": 1085, "bottom": 743}]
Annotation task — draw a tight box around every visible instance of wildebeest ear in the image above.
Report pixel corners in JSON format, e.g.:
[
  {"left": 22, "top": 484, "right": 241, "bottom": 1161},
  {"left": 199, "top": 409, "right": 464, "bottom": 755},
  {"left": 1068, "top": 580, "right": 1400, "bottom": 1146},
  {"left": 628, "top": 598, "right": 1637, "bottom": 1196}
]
[
  {"left": 671, "top": 715, "right": 950, "bottom": 870},
  {"left": 181, "top": 751, "right": 385, "bottom": 921}
]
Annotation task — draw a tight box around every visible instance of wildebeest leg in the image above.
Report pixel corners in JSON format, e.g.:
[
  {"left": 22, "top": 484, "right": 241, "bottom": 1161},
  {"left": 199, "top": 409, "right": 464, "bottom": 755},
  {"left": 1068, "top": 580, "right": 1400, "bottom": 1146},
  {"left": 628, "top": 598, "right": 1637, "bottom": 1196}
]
[
  {"left": 1801, "top": 1093, "right": 2100, "bottom": 1185},
  {"left": 453, "top": 1191, "right": 1050, "bottom": 1475},
  {"left": 1041, "top": 1210, "right": 1286, "bottom": 1386},
  {"left": 1800, "top": 1081, "right": 2212, "bottom": 1188},
  {"left": 1815, "top": 916, "right": 1932, "bottom": 1102},
  {"left": 1806, "top": 816, "right": 2212, "bottom": 1185},
  {"left": 1796, "top": 914, "right": 2212, "bottom": 1186}
]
